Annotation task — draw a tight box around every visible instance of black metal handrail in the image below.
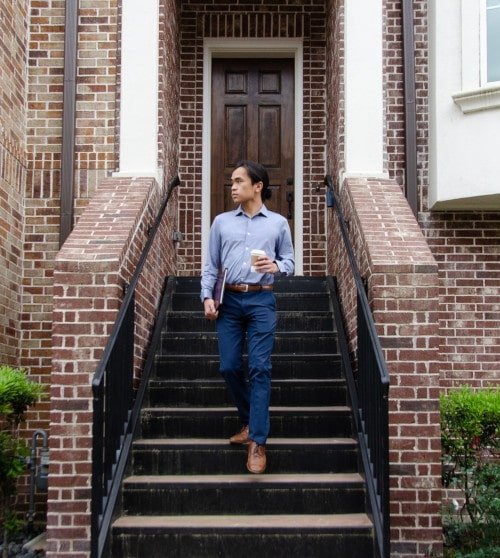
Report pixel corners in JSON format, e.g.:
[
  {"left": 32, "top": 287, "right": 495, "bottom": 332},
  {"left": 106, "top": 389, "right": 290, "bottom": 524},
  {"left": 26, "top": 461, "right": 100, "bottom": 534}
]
[
  {"left": 91, "top": 175, "right": 180, "bottom": 558},
  {"left": 325, "top": 175, "right": 390, "bottom": 558}
]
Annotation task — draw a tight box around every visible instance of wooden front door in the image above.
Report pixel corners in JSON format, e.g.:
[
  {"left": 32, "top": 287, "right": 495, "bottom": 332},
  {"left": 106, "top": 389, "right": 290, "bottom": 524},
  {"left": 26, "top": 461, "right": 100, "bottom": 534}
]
[{"left": 211, "top": 58, "right": 295, "bottom": 237}]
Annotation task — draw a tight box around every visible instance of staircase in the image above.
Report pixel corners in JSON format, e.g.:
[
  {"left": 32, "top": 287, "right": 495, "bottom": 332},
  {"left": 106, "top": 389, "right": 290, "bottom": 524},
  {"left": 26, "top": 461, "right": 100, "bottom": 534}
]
[{"left": 110, "top": 276, "right": 375, "bottom": 557}]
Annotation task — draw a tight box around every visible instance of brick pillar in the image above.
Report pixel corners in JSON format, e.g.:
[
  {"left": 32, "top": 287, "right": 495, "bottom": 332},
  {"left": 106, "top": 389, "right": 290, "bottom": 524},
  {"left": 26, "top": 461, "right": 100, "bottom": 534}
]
[
  {"left": 47, "top": 177, "right": 176, "bottom": 557},
  {"left": 48, "top": 261, "right": 121, "bottom": 556},
  {"left": 328, "top": 177, "right": 442, "bottom": 558}
]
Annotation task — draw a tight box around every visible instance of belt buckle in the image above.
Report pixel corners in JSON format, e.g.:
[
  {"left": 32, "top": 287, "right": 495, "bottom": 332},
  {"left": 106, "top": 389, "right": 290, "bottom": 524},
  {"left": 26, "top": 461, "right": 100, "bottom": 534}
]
[{"left": 242, "top": 284, "right": 249, "bottom": 292}]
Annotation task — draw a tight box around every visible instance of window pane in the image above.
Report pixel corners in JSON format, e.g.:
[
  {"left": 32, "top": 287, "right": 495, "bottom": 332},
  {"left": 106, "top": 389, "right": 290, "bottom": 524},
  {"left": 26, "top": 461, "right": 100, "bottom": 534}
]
[
  {"left": 487, "top": 0, "right": 500, "bottom": 8},
  {"left": 487, "top": 6, "right": 500, "bottom": 82}
]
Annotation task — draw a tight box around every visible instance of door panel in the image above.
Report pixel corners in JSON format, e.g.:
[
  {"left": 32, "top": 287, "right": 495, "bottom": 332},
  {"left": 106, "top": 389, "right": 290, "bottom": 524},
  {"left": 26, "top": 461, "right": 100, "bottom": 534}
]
[
  {"left": 211, "top": 58, "right": 295, "bottom": 238},
  {"left": 258, "top": 105, "right": 281, "bottom": 166},
  {"left": 225, "top": 106, "right": 246, "bottom": 163}
]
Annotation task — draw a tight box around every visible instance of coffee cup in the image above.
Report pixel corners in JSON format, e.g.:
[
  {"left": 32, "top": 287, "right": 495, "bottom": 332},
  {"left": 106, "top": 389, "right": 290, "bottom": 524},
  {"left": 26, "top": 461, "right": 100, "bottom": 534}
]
[{"left": 250, "top": 249, "right": 266, "bottom": 272}]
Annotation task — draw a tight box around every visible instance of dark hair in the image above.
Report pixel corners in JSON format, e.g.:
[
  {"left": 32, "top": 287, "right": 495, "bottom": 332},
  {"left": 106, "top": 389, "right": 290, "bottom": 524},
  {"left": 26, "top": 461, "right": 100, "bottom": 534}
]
[{"left": 234, "top": 160, "right": 272, "bottom": 200}]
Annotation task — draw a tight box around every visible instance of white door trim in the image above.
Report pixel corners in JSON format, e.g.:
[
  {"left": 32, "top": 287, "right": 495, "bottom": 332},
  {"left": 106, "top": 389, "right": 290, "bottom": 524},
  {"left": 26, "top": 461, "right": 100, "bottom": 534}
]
[{"left": 202, "top": 38, "right": 304, "bottom": 274}]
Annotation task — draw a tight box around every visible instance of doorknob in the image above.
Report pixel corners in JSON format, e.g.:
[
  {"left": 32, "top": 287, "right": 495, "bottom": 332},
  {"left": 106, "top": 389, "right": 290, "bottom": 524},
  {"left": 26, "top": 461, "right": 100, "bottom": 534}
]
[{"left": 286, "top": 192, "right": 293, "bottom": 220}]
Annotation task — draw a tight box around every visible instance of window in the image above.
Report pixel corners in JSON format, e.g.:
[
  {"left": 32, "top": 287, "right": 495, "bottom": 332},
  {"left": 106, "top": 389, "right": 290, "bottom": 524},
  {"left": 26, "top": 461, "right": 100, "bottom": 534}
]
[
  {"left": 451, "top": 0, "right": 500, "bottom": 113},
  {"left": 484, "top": 0, "right": 500, "bottom": 83}
]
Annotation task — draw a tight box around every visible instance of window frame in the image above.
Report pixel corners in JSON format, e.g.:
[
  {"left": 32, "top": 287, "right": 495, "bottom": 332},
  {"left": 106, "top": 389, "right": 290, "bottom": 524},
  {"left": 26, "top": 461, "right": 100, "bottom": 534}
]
[
  {"left": 481, "top": 0, "right": 500, "bottom": 86},
  {"left": 452, "top": 0, "right": 500, "bottom": 113}
]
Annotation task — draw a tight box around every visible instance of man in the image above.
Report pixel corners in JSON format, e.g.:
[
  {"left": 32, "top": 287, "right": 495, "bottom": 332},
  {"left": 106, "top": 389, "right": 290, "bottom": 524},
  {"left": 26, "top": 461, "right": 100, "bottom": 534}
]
[{"left": 201, "top": 160, "right": 294, "bottom": 474}]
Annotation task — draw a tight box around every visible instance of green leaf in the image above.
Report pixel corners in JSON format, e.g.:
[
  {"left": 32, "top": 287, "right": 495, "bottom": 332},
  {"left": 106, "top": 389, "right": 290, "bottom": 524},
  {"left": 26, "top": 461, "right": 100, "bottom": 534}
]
[{"left": 0, "top": 365, "right": 45, "bottom": 425}]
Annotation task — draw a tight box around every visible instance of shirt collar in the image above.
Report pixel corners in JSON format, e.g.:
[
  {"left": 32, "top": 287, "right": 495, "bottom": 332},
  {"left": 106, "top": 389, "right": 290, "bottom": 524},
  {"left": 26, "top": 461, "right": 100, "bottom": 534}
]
[{"left": 235, "top": 204, "right": 269, "bottom": 217}]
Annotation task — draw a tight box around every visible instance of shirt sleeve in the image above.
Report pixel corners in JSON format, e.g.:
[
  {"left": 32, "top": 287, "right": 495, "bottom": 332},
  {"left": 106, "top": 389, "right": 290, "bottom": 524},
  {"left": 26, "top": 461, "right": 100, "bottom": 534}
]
[
  {"left": 274, "top": 219, "right": 295, "bottom": 276},
  {"left": 200, "top": 217, "right": 221, "bottom": 302}
]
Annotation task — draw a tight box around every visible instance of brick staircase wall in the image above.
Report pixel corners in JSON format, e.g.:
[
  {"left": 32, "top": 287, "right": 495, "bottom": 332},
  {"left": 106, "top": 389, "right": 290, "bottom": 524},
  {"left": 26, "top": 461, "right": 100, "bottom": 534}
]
[
  {"left": 47, "top": 176, "right": 178, "bottom": 557},
  {"left": 327, "top": 176, "right": 442, "bottom": 558}
]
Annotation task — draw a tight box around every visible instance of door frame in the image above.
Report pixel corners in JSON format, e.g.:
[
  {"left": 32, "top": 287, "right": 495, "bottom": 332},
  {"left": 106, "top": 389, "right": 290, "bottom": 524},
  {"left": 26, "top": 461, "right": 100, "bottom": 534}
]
[{"left": 202, "top": 38, "right": 304, "bottom": 274}]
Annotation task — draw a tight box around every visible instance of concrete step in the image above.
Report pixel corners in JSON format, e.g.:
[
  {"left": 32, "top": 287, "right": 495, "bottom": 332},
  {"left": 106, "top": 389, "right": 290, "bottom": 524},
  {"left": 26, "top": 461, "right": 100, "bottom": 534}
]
[
  {"left": 111, "top": 513, "right": 375, "bottom": 557},
  {"left": 152, "top": 353, "right": 343, "bottom": 380},
  {"left": 147, "top": 378, "right": 348, "bottom": 407},
  {"left": 140, "top": 406, "right": 353, "bottom": 439},
  {"left": 121, "top": 473, "right": 366, "bottom": 515},
  {"left": 173, "top": 276, "right": 329, "bottom": 294},
  {"left": 159, "top": 331, "right": 338, "bottom": 355},
  {"left": 164, "top": 310, "right": 335, "bottom": 333},
  {"left": 131, "top": 437, "right": 359, "bottom": 475},
  {"left": 172, "top": 292, "right": 330, "bottom": 311}
]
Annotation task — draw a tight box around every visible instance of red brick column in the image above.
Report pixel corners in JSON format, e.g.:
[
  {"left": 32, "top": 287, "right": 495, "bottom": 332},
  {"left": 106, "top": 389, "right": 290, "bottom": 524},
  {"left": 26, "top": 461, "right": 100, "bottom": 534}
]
[
  {"left": 47, "top": 177, "right": 176, "bottom": 557},
  {"left": 328, "top": 177, "right": 442, "bottom": 558}
]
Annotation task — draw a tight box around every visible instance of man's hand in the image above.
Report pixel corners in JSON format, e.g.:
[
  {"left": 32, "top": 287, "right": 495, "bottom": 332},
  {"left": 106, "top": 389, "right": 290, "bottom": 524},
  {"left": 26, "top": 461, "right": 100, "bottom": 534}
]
[
  {"left": 254, "top": 255, "right": 279, "bottom": 274},
  {"left": 204, "top": 298, "right": 219, "bottom": 320}
]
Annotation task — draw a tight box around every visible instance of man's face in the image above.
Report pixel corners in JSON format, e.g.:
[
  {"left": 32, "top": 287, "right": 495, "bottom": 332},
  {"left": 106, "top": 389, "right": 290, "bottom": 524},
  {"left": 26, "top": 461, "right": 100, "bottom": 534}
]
[{"left": 230, "top": 166, "right": 262, "bottom": 205}]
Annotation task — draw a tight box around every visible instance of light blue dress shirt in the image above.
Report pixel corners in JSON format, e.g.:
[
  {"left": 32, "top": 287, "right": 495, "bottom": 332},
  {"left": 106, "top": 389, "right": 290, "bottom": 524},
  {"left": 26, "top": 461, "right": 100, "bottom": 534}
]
[{"left": 201, "top": 204, "right": 295, "bottom": 301}]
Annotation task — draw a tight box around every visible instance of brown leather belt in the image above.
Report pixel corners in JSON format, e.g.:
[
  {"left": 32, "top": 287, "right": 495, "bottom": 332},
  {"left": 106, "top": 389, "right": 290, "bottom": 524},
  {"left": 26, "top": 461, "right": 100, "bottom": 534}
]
[{"left": 226, "top": 283, "right": 273, "bottom": 293}]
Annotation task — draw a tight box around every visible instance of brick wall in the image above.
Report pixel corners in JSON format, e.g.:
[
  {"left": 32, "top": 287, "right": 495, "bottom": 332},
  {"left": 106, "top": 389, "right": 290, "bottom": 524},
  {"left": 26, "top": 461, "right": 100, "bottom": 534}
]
[
  {"left": 0, "top": 0, "right": 28, "bottom": 364},
  {"left": 413, "top": 0, "right": 430, "bottom": 212},
  {"left": 1, "top": 0, "right": 181, "bottom": 527},
  {"left": 1, "top": 0, "right": 496, "bottom": 549},
  {"left": 411, "top": 3, "right": 499, "bottom": 389},
  {"left": 0, "top": 141, "right": 25, "bottom": 364},
  {"left": 23, "top": 0, "right": 65, "bottom": 398},
  {"left": 382, "top": 0, "right": 500, "bottom": 388},
  {"left": 47, "top": 177, "right": 177, "bottom": 557},
  {"left": 383, "top": 1, "right": 404, "bottom": 183},
  {"left": 327, "top": 177, "right": 442, "bottom": 558},
  {"left": 420, "top": 212, "right": 500, "bottom": 388},
  {"left": 325, "top": 1, "right": 497, "bottom": 554},
  {"left": 23, "top": 0, "right": 120, "bottom": 366},
  {"left": 23, "top": 0, "right": 120, "bottom": 378},
  {"left": 177, "top": 0, "right": 328, "bottom": 276},
  {"left": 325, "top": 0, "right": 344, "bottom": 183},
  {"left": 22, "top": 0, "right": 180, "bottom": 394},
  {"left": 159, "top": 0, "right": 180, "bottom": 184},
  {"left": 382, "top": 1, "right": 428, "bottom": 202},
  {"left": 326, "top": 0, "right": 428, "bottom": 189},
  {"left": 21, "top": 0, "right": 182, "bottom": 374},
  {"left": 9, "top": 0, "right": 121, "bottom": 520}
]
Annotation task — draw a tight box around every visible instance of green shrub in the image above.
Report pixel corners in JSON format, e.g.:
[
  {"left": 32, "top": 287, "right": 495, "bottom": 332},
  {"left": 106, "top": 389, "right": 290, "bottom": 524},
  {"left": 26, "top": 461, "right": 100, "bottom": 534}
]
[
  {"left": 0, "top": 366, "right": 45, "bottom": 557},
  {"left": 0, "top": 366, "right": 45, "bottom": 424},
  {"left": 455, "top": 547, "right": 500, "bottom": 558},
  {"left": 441, "top": 387, "right": 500, "bottom": 556}
]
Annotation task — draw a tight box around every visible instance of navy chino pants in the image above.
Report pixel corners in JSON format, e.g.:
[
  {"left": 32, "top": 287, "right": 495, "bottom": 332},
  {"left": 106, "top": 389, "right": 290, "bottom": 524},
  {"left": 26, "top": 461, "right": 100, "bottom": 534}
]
[{"left": 216, "top": 290, "right": 277, "bottom": 445}]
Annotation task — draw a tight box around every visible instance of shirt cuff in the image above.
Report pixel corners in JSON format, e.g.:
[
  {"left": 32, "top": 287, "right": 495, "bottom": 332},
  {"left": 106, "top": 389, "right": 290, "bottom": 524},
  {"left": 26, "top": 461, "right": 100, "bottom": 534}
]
[
  {"left": 274, "top": 260, "right": 287, "bottom": 276},
  {"left": 201, "top": 289, "right": 213, "bottom": 302}
]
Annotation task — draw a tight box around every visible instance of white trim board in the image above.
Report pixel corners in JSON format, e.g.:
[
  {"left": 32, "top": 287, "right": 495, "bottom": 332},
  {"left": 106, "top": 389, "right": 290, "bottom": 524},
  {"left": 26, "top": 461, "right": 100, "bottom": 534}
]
[
  {"left": 344, "top": 0, "right": 384, "bottom": 176},
  {"left": 117, "top": 0, "right": 159, "bottom": 178},
  {"left": 202, "top": 38, "right": 304, "bottom": 275}
]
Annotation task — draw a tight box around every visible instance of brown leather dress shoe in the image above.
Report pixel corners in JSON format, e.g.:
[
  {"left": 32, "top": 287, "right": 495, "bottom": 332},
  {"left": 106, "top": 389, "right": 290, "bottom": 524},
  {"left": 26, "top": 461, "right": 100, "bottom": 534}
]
[
  {"left": 229, "top": 424, "right": 249, "bottom": 445},
  {"left": 247, "top": 441, "right": 266, "bottom": 474}
]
